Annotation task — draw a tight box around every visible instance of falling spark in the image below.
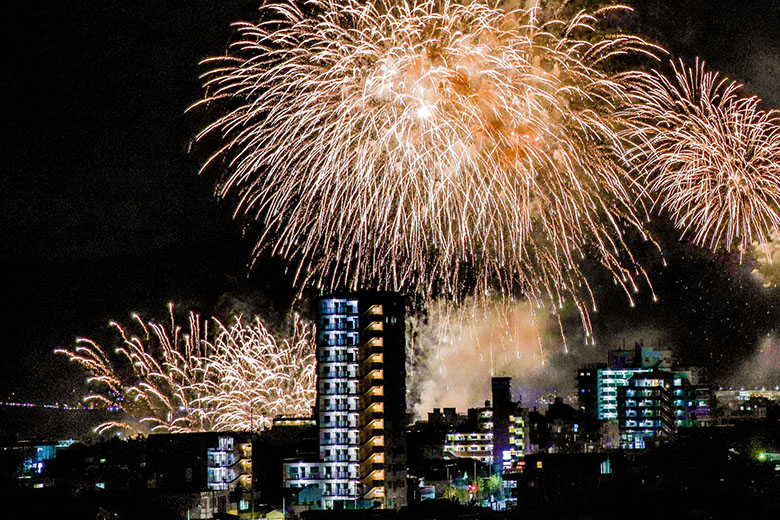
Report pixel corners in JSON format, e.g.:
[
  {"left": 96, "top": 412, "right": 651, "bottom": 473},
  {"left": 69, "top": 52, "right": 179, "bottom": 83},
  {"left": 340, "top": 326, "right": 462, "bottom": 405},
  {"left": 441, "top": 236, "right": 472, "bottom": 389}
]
[
  {"left": 622, "top": 59, "right": 780, "bottom": 254},
  {"left": 195, "top": 0, "right": 662, "bottom": 338},
  {"left": 56, "top": 306, "right": 315, "bottom": 435}
]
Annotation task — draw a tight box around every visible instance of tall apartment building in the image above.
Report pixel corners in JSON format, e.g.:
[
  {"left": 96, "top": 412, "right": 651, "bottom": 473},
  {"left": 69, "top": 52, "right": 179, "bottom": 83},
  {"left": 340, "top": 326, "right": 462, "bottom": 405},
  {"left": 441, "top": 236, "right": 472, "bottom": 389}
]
[
  {"left": 617, "top": 371, "right": 675, "bottom": 449},
  {"left": 577, "top": 343, "right": 671, "bottom": 420},
  {"left": 284, "top": 292, "right": 407, "bottom": 509},
  {"left": 491, "top": 377, "right": 512, "bottom": 471},
  {"left": 577, "top": 343, "right": 711, "bottom": 449}
]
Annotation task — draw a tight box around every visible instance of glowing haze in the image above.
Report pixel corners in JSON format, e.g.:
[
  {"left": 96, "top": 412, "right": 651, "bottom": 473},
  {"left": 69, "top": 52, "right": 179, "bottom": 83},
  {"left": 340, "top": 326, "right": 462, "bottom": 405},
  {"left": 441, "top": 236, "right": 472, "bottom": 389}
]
[
  {"left": 410, "top": 298, "right": 549, "bottom": 417},
  {"left": 196, "top": 0, "right": 664, "bottom": 338}
]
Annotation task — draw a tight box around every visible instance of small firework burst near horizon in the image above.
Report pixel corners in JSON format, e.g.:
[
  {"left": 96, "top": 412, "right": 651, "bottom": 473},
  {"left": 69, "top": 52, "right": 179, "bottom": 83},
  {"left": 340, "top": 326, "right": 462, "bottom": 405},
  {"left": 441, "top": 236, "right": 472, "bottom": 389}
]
[
  {"left": 189, "top": 313, "right": 316, "bottom": 432},
  {"left": 55, "top": 306, "right": 315, "bottom": 435},
  {"left": 194, "top": 0, "right": 664, "bottom": 338},
  {"left": 622, "top": 59, "right": 780, "bottom": 255}
]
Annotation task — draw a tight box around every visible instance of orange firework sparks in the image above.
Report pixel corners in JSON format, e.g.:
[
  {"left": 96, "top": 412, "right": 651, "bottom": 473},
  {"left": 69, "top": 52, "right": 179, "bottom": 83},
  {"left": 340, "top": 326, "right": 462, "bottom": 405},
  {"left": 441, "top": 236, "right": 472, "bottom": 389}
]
[
  {"left": 195, "top": 0, "right": 663, "bottom": 338},
  {"left": 56, "top": 305, "right": 315, "bottom": 435},
  {"left": 622, "top": 59, "right": 780, "bottom": 253}
]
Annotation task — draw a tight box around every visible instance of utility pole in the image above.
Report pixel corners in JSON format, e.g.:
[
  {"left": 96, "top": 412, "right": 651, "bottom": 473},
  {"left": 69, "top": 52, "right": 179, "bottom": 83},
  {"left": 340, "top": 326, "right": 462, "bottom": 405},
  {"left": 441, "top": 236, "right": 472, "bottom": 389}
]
[
  {"left": 250, "top": 435, "right": 255, "bottom": 519},
  {"left": 249, "top": 405, "right": 255, "bottom": 519}
]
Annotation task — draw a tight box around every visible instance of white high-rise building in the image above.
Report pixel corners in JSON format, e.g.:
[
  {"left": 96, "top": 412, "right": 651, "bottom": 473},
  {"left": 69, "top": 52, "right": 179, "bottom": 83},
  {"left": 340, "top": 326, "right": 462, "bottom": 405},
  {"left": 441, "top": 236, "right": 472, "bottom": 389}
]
[{"left": 284, "top": 293, "right": 407, "bottom": 509}]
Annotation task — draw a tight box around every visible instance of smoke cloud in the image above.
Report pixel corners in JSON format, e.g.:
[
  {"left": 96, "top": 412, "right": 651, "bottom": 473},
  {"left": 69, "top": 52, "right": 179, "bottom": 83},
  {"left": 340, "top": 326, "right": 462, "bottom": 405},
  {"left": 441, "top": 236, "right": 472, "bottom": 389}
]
[
  {"left": 408, "top": 297, "right": 677, "bottom": 418},
  {"left": 728, "top": 333, "right": 780, "bottom": 388},
  {"left": 408, "top": 299, "right": 554, "bottom": 418}
]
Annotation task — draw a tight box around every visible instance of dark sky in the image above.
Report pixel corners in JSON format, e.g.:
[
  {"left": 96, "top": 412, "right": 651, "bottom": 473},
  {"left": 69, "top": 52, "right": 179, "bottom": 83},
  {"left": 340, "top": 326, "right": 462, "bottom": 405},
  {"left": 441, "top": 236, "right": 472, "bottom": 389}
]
[{"left": 3, "top": 0, "right": 780, "bottom": 403}]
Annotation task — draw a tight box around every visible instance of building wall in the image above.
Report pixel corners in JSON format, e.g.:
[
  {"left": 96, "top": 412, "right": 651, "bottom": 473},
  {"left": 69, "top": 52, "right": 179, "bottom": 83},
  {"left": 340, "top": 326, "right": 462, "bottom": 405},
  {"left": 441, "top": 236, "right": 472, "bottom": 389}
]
[
  {"left": 576, "top": 367, "right": 601, "bottom": 418},
  {"left": 617, "top": 372, "right": 675, "bottom": 449},
  {"left": 358, "top": 293, "right": 407, "bottom": 508},
  {"left": 318, "top": 296, "right": 362, "bottom": 506},
  {"left": 491, "top": 377, "right": 512, "bottom": 471},
  {"left": 443, "top": 432, "right": 493, "bottom": 463},
  {"left": 285, "top": 292, "right": 407, "bottom": 509}
]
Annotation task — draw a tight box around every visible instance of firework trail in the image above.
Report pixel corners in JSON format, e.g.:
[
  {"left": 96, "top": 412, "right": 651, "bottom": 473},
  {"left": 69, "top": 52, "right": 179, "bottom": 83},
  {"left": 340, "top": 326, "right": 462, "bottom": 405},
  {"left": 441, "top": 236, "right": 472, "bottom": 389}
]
[
  {"left": 195, "top": 0, "right": 662, "bottom": 338},
  {"left": 622, "top": 59, "right": 780, "bottom": 254},
  {"left": 56, "top": 306, "right": 315, "bottom": 435}
]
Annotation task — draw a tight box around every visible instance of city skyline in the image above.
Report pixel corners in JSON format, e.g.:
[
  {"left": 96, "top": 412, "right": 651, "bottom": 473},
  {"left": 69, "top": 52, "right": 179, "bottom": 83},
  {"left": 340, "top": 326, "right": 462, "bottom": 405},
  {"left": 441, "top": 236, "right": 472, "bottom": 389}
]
[{"left": 4, "top": 1, "right": 780, "bottom": 516}]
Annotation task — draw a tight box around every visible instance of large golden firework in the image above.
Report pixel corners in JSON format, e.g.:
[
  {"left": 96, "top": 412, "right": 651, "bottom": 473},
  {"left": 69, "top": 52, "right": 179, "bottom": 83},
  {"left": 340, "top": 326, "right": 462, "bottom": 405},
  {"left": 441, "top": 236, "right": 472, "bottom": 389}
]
[
  {"left": 622, "top": 59, "right": 780, "bottom": 253},
  {"left": 56, "top": 306, "right": 315, "bottom": 435},
  {"left": 195, "top": 0, "right": 661, "bottom": 337}
]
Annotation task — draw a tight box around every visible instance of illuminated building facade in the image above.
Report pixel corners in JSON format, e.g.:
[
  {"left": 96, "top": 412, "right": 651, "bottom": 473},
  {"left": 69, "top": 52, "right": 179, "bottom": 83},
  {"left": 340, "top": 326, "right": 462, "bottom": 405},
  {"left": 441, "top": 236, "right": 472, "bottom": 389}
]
[
  {"left": 468, "top": 405, "right": 494, "bottom": 433},
  {"left": 440, "top": 379, "right": 527, "bottom": 473},
  {"left": 272, "top": 416, "right": 316, "bottom": 428},
  {"left": 506, "top": 410, "right": 527, "bottom": 472},
  {"left": 671, "top": 370, "right": 711, "bottom": 428},
  {"left": 617, "top": 371, "right": 675, "bottom": 449},
  {"left": 578, "top": 344, "right": 712, "bottom": 449},
  {"left": 207, "top": 435, "right": 253, "bottom": 493},
  {"left": 443, "top": 431, "right": 493, "bottom": 463},
  {"left": 579, "top": 344, "right": 675, "bottom": 420},
  {"left": 596, "top": 368, "right": 652, "bottom": 420},
  {"left": 284, "top": 293, "right": 407, "bottom": 509}
]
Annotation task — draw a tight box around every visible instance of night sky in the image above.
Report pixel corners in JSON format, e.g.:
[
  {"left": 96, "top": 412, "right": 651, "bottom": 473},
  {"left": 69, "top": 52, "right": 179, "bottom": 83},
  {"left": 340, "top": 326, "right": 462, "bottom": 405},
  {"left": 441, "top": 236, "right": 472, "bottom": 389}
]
[{"left": 3, "top": 0, "right": 780, "bottom": 404}]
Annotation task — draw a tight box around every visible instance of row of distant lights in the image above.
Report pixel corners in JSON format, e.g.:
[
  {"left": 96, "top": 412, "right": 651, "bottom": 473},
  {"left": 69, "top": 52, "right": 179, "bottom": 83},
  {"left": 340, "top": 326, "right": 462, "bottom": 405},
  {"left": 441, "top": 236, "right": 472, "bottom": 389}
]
[
  {"left": 716, "top": 386, "right": 780, "bottom": 391},
  {"left": 0, "top": 401, "right": 120, "bottom": 411}
]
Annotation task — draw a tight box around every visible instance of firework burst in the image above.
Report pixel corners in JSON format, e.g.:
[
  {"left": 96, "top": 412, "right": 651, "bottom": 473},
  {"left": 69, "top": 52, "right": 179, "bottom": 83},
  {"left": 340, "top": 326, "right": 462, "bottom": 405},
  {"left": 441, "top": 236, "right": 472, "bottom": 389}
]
[
  {"left": 195, "top": 0, "right": 662, "bottom": 337},
  {"left": 56, "top": 306, "right": 315, "bottom": 435},
  {"left": 622, "top": 59, "right": 780, "bottom": 253},
  {"left": 189, "top": 314, "right": 316, "bottom": 432}
]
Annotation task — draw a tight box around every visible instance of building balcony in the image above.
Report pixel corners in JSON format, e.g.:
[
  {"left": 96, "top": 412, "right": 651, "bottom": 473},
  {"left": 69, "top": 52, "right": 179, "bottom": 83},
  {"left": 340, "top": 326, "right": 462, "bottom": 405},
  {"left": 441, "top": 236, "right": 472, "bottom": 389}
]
[
  {"left": 319, "top": 335, "right": 359, "bottom": 347},
  {"left": 323, "top": 405, "right": 359, "bottom": 412},
  {"left": 320, "top": 322, "right": 359, "bottom": 332},
  {"left": 360, "top": 386, "right": 384, "bottom": 400},
  {"left": 322, "top": 421, "right": 359, "bottom": 429},
  {"left": 207, "top": 454, "right": 237, "bottom": 468},
  {"left": 364, "top": 304, "right": 383, "bottom": 316},
  {"left": 319, "top": 299, "right": 359, "bottom": 315},
  {"left": 321, "top": 438, "right": 359, "bottom": 446},
  {"left": 360, "top": 461, "right": 385, "bottom": 474},
  {"left": 321, "top": 473, "right": 356, "bottom": 480},
  {"left": 360, "top": 435, "right": 384, "bottom": 449},
  {"left": 320, "top": 353, "right": 355, "bottom": 362},
  {"left": 362, "top": 486, "right": 386, "bottom": 500},
  {"left": 320, "top": 372, "right": 359, "bottom": 379},
  {"left": 360, "top": 412, "right": 384, "bottom": 422},
  {"left": 363, "top": 417, "right": 384, "bottom": 430},
  {"left": 364, "top": 337, "right": 384, "bottom": 348},
  {"left": 320, "top": 388, "right": 357, "bottom": 397},
  {"left": 362, "top": 445, "right": 385, "bottom": 455},
  {"left": 364, "top": 321, "right": 383, "bottom": 332},
  {"left": 324, "top": 456, "right": 359, "bottom": 463}
]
